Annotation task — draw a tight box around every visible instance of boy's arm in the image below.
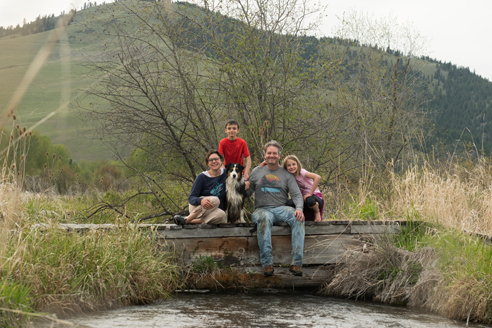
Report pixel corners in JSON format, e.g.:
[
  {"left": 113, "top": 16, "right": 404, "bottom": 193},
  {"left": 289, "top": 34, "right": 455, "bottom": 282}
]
[
  {"left": 244, "top": 156, "right": 252, "bottom": 180},
  {"left": 218, "top": 140, "right": 225, "bottom": 169}
]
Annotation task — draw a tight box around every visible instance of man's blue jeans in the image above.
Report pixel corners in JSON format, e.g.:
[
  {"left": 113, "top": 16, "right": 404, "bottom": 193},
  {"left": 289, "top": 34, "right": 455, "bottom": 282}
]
[{"left": 251, "top": 206, "right": 305, "bottom": 267}]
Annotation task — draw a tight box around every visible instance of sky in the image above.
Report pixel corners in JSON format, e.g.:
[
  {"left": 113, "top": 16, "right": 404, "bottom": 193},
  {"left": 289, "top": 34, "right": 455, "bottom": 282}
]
[{"left": 1, "top": 0, "right": 491, "bottom": 81}]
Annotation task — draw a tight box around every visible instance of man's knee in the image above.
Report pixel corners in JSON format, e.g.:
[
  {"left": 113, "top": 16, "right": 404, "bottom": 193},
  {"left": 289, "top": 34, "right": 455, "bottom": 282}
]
[
  {"left": 252, "top": 209, "right": 273, "bottom": 233},
  {"left": 252, "top": 209, "right": 267, "bottom": 222}
]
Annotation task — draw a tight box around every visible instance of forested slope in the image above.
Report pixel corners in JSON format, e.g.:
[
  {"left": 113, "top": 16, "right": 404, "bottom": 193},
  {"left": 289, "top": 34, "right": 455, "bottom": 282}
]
[{"left": 427, "top": 62, "right": 492, "bottom": 152}]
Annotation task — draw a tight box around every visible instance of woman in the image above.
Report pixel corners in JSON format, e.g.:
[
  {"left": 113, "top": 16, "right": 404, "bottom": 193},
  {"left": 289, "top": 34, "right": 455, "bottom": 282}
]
[{"left": 174, "top": 150, "right": 227, "bottom": 225}]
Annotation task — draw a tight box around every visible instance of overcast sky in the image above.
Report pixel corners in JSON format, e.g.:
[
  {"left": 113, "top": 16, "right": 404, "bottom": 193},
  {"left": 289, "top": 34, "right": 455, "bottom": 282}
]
[{"left": 1, "top": 0, "right": 491, "bottom": 81}]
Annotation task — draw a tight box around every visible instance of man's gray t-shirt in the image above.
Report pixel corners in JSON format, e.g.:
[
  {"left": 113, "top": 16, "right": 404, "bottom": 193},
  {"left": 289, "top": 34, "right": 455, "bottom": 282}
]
[{"left": 247, "top": 165, "right": 303, "bottom": 211}]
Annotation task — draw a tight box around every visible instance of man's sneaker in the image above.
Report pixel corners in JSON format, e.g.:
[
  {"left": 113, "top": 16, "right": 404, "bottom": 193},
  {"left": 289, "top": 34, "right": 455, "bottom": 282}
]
[
  {"left": 289, "top": 265, "right": 302, "bottom": 276},
  {"left": 173, "top": 215, "right": 186, "bottom": 225},
  {"left": 263, "top": 265, "right": 274, "bottom": 277}
]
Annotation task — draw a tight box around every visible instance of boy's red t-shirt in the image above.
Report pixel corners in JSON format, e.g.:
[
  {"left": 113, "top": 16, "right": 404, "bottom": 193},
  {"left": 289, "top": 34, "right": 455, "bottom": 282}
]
[{"left": 219, "top": 137, "right": 250, "bottom": 166}]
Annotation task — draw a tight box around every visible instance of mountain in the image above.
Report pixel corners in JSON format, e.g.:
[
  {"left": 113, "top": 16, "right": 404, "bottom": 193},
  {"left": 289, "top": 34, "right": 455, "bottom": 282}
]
[{"left": 1, "top": 1, "right": 491, "bottom": 161}]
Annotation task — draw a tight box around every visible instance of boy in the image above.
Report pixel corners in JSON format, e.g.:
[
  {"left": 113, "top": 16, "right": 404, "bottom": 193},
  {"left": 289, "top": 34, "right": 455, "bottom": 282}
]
[{"left": 219, "top": 119, "right": 252, "bottom": 181}]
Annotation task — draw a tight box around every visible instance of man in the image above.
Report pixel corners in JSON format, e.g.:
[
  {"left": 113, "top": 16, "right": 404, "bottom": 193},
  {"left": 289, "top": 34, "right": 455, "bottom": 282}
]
[{"left": 246, "top": 140, "right": 305, "bottom": 277}]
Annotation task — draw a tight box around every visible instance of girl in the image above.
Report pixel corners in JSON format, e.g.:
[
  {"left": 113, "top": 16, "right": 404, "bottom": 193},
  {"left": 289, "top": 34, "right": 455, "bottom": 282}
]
[{"left": 283, "top": 155, "right": 324, "bottom": 222}]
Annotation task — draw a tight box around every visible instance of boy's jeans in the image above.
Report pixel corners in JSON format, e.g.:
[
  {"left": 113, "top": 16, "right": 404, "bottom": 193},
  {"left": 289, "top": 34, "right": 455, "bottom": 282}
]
[{"left": 251, "top": 206, "right": 305, "bottom": 267}]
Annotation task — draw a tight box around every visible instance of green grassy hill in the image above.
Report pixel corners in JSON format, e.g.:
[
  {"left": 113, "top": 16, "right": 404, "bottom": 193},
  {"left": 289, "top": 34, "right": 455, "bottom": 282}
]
[
  {"left": 1, "top": 1, "right": 491, "bottom": 161},
  {"left": 0, "top": 6, "right": 112, "bottom": 161}
]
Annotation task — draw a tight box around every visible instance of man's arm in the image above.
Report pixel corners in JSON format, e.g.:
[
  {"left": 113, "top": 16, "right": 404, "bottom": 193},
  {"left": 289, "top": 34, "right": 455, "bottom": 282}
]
[
  {"left": 244, "top": 155, "right": 252, "bottom": 181},
  {"left": 288, "top": 177, "right": 305, "bottom": 222},
  {"left": 287, "top": 175, "right": 303, "bottom": 211}
]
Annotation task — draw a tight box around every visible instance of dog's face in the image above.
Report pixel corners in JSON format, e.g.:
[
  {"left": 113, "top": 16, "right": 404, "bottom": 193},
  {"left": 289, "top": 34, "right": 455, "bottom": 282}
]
[{"left": 225, "top": 163, "right": 244, "bottom": 180}]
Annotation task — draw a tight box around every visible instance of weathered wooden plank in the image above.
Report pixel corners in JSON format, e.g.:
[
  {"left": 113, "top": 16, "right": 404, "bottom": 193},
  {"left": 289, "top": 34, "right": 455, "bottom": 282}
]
[
  {"left": 163, "top": 235, "right": 363, "bottom": 266},
  {"left": 351, "top": 224, "right": 401, "bottom": 234},
  {"left": 188, "top": 266, "right": 335, "bottom": 289},
  {"left": 35, "top": 222, "right": 401, "bottom": 236},
  {"left": 160, "top": 224, "right": 350, "bottom": 239}
]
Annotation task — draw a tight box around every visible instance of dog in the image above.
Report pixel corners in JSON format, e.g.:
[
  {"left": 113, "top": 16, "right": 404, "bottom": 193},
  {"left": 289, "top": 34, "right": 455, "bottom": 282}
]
[{"left": 225, "top": 163, "right": 246, "bottom": 223}]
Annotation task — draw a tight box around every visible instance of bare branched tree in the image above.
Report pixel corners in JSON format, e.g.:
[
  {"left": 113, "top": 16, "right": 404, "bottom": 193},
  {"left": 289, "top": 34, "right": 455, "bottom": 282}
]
[{"left": 77, "top": 1, "right": 429, "bottom": 215}]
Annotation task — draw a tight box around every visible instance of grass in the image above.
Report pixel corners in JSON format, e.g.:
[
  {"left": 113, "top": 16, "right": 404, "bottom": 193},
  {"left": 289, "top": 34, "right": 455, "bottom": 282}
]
[
  {"left": 0, "top": 280, "right": 33, "bottom": 327},
  {"left": 0, "top": 111, "right": 179, "bottom": 326},
  {"left": 3, "top": 220, "right": 179, "bottom": 317},
  {"left": 320, "top": 158, "right": 492, "bottom": 324}
]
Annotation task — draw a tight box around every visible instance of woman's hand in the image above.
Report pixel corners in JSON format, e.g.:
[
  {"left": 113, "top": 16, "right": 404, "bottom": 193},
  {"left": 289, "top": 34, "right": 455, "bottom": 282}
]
[
  {"left": 200, "top": 198, "right": 214, "bottom": 210},
  {"left": 245, "top": 181, "right": 250, "bottom": 190}
]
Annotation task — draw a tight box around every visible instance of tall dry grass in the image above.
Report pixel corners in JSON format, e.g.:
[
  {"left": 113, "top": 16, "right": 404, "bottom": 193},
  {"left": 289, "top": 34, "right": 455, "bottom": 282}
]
[
  {"left": 389, "top": 159, "right": 492, "bottom": 235},
  {"left": 336, "top": 157, "right": 492, "bottom": 236},
  {"left": 322, "top": 158, "right": 492, "bottom": 324}
]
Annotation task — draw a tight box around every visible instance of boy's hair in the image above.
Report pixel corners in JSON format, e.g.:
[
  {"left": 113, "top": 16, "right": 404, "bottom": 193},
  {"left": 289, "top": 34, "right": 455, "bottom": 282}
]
[
  {"left": 224, "top": 119, "right": 240, "bottom": 129},
  {"left": 204, "top": 149, "right": 224, "bottom": 166},
  {"left": 263, "top": 140, "right": 283, "bottom": 156},
  {"left": 282, "top": 155, "right": 302, "bottom": 176}
]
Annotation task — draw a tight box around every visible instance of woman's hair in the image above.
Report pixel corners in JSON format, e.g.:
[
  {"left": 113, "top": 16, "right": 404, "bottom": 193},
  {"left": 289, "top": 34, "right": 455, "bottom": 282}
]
[
  {"left": 282, "top": 155, "right": 302, "bottom": 176},
  {"left": 204, "top": 149, "right": 224, "bottom": 166}
]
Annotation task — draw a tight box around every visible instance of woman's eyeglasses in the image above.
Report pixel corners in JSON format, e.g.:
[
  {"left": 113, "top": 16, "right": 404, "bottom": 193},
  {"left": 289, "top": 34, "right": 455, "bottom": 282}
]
[{"left": 208, "top": 157, "right": 221, "bottom": 162}]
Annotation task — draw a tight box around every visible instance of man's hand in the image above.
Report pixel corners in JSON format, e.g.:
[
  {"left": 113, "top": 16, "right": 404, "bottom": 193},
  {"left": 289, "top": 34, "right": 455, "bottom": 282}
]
[
  {"left": 294, "top": 209, "right": 305, "bottom": 221},
  {"left": 245, "top": 181, "right": 250, "bottom": 190},
  {"left": 200, "top": 198, "right": 214, "bottom": 210},
  {"left": 244, "top": 172, "right": 249, "bottom": 181}
]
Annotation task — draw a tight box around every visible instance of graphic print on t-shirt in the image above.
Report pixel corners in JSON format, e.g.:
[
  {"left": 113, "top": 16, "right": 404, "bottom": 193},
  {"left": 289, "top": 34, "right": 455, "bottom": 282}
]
[
  {"left": 210, "top": 182, "right": 224, "bottom": 197},
  {"left": 260, "top": 174, "right": 281, "bottom": 193}
]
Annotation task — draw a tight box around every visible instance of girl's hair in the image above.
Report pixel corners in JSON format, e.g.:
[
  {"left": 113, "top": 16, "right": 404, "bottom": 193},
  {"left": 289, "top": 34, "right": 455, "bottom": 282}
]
[
  {"left": 282, "top": 155, "right": 302, "bottom": 176},
  {"left": 204, "top": 149, "right": 224, "bottom": 166}
]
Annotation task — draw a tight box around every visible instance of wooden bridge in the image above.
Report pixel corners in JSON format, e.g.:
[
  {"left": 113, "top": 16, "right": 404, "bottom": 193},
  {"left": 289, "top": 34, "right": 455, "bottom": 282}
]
[{"left": 41, "top": 220, "right": 406, "bottom": 290}]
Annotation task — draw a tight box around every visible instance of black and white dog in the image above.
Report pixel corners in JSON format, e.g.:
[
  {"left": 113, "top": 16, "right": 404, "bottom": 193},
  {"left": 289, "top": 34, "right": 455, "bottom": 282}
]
[{"left": 225, "top": 163, "right": 246, "bottom": 223}]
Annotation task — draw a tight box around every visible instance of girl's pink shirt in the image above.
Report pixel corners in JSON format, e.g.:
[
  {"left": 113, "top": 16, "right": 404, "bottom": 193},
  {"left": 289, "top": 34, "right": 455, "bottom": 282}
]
[{"left": 295, "top": 169, "right": 321, "bottom": 196}]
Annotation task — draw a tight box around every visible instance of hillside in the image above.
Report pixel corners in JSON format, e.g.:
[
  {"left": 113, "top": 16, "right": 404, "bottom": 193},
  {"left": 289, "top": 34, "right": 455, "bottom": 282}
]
[
  {"left": 427, "top": 61, "right": 492, "bottom": 152},
  {"left": 1, "top": 1, "right": 492, "bottom": 161},
  {"left": 0, "top": 5, "right": 113, "bottom": 161}
]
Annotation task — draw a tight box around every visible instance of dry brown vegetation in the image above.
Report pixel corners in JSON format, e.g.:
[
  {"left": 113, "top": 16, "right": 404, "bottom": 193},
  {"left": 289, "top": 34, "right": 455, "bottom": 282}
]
[{"left": 319, "top": 157, "right": 492, "bottom": 324}]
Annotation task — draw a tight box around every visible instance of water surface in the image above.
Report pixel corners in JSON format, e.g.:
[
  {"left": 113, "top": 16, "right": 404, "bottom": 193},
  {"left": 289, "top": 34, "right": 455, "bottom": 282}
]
[{"left": 68, "top": 290, "right": 491, "bottom": 328}]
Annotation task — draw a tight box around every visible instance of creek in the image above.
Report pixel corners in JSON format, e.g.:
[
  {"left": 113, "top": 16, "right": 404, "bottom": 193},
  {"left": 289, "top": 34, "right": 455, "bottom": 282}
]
[{"left": 64, "top": 290, "right": 491, "bottom": 328}]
